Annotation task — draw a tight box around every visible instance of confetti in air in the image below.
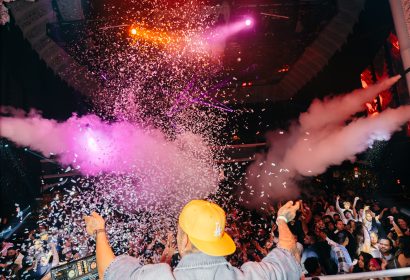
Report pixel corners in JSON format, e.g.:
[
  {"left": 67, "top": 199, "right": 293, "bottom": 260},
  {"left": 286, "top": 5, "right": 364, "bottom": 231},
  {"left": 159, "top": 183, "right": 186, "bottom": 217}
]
[{"left": 0, "top": 1, "right": 246, "bottom": 260}]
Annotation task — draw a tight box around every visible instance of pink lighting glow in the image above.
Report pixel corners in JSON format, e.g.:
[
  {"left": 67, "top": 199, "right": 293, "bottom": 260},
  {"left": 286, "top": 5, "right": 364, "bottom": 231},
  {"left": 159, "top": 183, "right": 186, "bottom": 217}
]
[{"left": 245, "top": 19, "right": 252, "bottom": 26}]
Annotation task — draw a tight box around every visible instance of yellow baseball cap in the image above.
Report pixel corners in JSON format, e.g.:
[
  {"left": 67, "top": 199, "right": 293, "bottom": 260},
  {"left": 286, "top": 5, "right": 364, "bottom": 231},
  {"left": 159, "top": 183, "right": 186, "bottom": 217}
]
[{"left": 179, "top": 200, "right": 236, "bottom": 256}]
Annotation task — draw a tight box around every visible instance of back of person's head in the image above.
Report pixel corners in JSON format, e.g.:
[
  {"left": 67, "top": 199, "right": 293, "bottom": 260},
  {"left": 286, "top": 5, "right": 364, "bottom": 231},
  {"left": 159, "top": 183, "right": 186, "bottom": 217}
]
[
  {"left": 304, "top": 231, "right": 317, "bottom": 245},
  {"left": 315, "top": 241, "right": 337, "bottom": 275},
  {"left": 304, "top": 257, "right": 320, "bottom": 275},
  {"left": 322, "top": 215, "right": 333, "bottom": 223},
  {"left": 398, "top": 236, "right": 410, "bottom": 257},
  {"left": 337, "top": 230, "right": 348, "bottom": 245},
  {"left": 325, "top": 221, "right": 335, "bottom": 230},
  {"left": 178, "top": 200, "right": 235, "bottom": 256},
  {"left": 359, "top": 251, "right": 373, "bottom": 266}
]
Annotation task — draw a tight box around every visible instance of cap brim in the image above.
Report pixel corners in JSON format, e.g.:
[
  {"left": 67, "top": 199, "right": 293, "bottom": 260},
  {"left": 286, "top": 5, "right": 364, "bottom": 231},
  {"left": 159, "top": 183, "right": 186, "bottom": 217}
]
[{"left": 188, "top": 232, "right": 236, "bottom": 257}]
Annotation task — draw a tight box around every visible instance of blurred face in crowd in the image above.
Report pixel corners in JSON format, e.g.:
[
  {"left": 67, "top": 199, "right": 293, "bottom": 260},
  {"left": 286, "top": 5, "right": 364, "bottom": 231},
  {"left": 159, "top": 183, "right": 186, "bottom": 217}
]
[
  {"left": 316, "top": 219, "right": 325, "bottom": 230},
  {"left": 370, "top": 232, "right": 378, "bottom": 246},
  {"left": 390, "top": 206, "right": 399, "bottom": 214},
  {"left": 397, "top": 218, "right": 408, "bottom": 230},
  {"left": 313, "top": 215, "right": 321, "bottom": 223},
  {"left": 64, "top": 239, "right": 71, "bottom": 247},
  {"left": 343, "top": 202, "right": 351, "bottom": 210},
  {"left": 368, "top": 259, "right": 380, "bottom": 271},
  {"left": 336, "top": 220, "right": 344, "bottom": 231},
  {"left": 328, "top": 205, "right": 335, "bottom": 212},
  {"left": 266, "top": 239, "right": 274, "bottom": 249},
  {"left": 333, "top": 214, "right": 340, "bottom": 221},
  {"left": 365, "top": 212, "right": 373, "bottom": 222},
  {"left": 378, "top": 239, "right": 392, "bottom": 255},
  {"left": 34, "top": 240, "right": 42, "bottom": 250},
  {"left": 64, "top": 251, "right": 73, "bottom": 261},
  {"left": 358, "top": 255, "right": 365, "bottom": 269},
  {"left": 372, "top": 203, "right": 380, "bottom": 212},
  {"left": 345, "top": 211, "right": 352, "bottom": 220},
  {"left": 304, "top": 234, "right": 316, "bottom": 245},
  {"left": 326, "top": 222, "right": 335, "bottom": 232},
  {"left": 323, "top": 216, "right": 331, "bottom": 224},
  {"left": 6, "top": 248, "right": 17, "bottom": 260}
]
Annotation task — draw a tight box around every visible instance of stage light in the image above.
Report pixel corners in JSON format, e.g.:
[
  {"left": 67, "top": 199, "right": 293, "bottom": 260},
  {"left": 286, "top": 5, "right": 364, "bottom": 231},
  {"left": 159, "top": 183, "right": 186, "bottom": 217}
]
[
  {"left": 130, "top": 28, "right": 137, "bottom": 35},
  {"left": 245, "top": 19, "right": 252, "bottom": 26},
  {"left": 87, "top": 136, "right": 98, "bottom": 152}
]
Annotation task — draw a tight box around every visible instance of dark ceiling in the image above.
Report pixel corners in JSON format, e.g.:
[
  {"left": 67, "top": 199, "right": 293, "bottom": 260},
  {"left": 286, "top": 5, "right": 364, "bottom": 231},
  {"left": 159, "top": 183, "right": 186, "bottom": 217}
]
[
  {"left": 44, "top": 0, "right": 397, "bottom": 105},
  {"left": 1, "top": 0, "right": 400, "bottom": 125},
  {"left": 49, "top": 0, "right": 340, "bottom": 89}
]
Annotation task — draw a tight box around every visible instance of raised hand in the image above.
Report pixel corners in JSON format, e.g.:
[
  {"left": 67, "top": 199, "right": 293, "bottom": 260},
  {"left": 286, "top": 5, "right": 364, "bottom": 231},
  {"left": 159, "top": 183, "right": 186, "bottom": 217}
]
[
  {"left": 277, "top": 201, "right": 300, "bottom": 222},
  {"left": 83, "top": 212, "right": 105, "bottom": 235}
]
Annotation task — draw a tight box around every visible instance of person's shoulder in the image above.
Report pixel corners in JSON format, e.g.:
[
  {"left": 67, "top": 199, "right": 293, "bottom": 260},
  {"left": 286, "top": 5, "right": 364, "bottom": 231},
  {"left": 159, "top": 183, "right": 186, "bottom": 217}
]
[{"left": 138, "top": 263, "right": 173, "bottom": 277}]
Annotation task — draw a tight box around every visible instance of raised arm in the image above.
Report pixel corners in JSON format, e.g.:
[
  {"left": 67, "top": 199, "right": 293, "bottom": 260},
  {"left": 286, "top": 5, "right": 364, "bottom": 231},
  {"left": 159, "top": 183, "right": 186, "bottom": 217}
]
[
  {"left": 319, "top": 231, "right": 338, "bottom": 247},
  {"left": 361, "top": 205, "right": 370, "bottom": 223},
  {"left": 362, "top": 225, "right": 371, "bottom": 253},
  {"left": 335, "top": 195, "right": 344, "bottom": 216},
  {"left": 352, "top": 197, "right": 359, "bottom": 220},
  {"left": 84, "top": 212, "right": 115, "bottom": 279},
  {"left": 388, "top": 216, "right": 404, "bottom": 237},
  {"left": 277, "top": 201, "right": 301, "bottom": 256},
  {"left": 375, "top": 208, "right": 388, "bottom": 222},
  {"left": 336, "top": 195, "right": 347, "bottom": 223},
  {"left": 240, "top": 200, "right": 303, "bottom": 279}
]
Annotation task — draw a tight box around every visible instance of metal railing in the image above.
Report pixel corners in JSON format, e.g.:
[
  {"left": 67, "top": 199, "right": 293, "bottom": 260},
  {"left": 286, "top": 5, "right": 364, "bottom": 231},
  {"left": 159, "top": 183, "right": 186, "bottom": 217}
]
[{"left": 305, "top": 267, "right": 410, "bottom": 280}]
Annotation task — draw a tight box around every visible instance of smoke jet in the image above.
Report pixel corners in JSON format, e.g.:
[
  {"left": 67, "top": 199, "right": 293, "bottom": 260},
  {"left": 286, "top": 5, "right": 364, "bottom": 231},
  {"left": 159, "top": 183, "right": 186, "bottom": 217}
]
[
  {"left": 244, "top": 75, "right": 410, "bottom": 206},
  {"left": 0, "top": 112, "right": 219, "bottom": 202}
]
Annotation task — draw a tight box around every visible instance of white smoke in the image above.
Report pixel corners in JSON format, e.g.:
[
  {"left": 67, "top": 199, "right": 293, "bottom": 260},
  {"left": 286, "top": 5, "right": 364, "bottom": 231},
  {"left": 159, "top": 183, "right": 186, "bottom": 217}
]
[{"left": 244, "top": 75, "right": 410, "bottom": 206}]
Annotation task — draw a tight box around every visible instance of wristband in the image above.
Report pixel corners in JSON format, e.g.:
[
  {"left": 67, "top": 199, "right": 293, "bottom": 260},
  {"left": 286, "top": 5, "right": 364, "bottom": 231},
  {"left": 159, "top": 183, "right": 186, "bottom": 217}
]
[
  {"left": 93, "top": 228, "right": 106, "bottom": 238},
  {"left": 276, "top": 216, "right": 288, "bottom": 224}
]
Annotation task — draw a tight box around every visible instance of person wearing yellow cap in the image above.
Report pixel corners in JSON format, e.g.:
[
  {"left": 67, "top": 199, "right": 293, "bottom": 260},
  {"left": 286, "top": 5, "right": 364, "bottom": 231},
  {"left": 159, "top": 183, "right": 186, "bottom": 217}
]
[{"left": 84, "top": 200, "right": 302, "bottom": 279}]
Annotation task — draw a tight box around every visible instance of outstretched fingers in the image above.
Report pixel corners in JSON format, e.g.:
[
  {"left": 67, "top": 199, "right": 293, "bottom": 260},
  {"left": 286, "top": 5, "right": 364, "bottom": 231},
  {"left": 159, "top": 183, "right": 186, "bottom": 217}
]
[
  {"left": 283, "top": 201, "right": 294, "bottom": 208},
  {"left": 291, "top": 201, "right": 300, "bottom": 211}
]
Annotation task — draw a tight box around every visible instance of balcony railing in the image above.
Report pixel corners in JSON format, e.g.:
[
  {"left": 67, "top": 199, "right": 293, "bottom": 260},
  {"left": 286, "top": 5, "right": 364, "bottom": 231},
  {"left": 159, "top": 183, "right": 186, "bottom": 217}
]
[{"left": 305, "top": 267, "right": 410, "bottom": 280}]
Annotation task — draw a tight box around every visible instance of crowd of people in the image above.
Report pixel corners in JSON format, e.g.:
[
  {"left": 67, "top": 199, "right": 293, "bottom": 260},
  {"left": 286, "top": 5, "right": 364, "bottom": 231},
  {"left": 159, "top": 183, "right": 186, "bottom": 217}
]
[{"left": 1, "top": 180, "right": 409, "bottom": 279}]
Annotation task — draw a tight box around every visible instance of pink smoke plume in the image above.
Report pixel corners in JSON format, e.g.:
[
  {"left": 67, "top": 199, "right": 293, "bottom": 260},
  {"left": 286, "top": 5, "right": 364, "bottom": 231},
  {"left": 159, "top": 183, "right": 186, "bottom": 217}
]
[
  {"left": 245, "top": 75, "right": 410, "bottom": 206},
  {"left": 0, "top": 111, "right": 219, "bottom": 198}
]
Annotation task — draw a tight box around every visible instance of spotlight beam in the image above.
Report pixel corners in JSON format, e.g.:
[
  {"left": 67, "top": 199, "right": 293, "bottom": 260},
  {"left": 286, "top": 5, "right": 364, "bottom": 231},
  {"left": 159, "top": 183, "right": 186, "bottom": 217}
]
[{"left": 260, "top": 12, "right": 290, "bottom": 19}]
